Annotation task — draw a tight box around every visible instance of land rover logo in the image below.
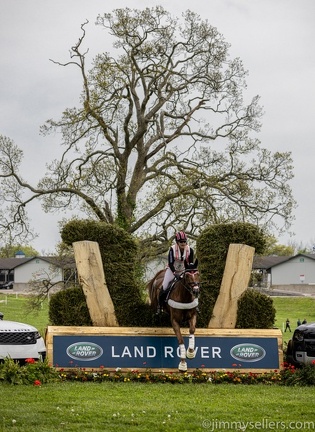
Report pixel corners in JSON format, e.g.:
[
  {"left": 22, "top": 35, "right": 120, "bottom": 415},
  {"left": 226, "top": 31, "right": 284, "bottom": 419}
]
[
  {"left": 66, "top": 342, "right": 103, "bottom": 361},
  {"left": 230, "top": 343, "right": 266, "bottom": 362}
]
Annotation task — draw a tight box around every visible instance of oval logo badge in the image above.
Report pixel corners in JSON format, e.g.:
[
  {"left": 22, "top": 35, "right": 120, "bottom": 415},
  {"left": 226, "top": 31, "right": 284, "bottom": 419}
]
[
  {"left": 66, "top": 342, "right": 103, "bottom": 361},
  {"left": 230, "top": 343, "right": 266, "bottom": 362}
]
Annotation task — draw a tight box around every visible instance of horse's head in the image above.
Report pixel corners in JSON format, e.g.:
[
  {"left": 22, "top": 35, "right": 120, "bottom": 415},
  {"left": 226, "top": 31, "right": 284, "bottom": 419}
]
[{"left": 183, "top": 259, "right": 200, "bottom": 297}]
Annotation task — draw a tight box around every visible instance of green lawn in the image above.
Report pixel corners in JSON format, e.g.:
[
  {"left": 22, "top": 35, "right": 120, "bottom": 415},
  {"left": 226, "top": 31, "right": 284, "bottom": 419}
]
[
  {"left": 1, "top": 293, "right": 315, "bottom": 431},
  {"left": 1, "top": 382, "right": 315, "bottom": 431},
  {"left": 0, "top": 293, "right": 49, "bottom": 336},
  {"left": 272, "top": 296, "right": 315, "bottom": 345}
]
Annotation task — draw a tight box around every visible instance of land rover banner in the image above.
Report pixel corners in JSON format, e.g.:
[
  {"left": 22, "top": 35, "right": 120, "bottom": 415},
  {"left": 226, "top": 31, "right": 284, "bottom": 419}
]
[{"left": 53, "top": 335, "right": 279, "bottom": 369}]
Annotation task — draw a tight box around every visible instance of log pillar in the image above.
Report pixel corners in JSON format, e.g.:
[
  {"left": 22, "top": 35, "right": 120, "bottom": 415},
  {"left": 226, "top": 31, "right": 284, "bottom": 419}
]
[
  {"left": 208, "top": 243, "right": 255, "bottom": 328},
  {"left": 73, "top": 240, "right": 118, "bottom": 327}
]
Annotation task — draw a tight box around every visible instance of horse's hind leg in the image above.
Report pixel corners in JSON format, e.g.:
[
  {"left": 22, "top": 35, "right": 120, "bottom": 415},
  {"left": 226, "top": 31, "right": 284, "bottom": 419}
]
[{"left": 186, "top": 314, "right": 197, "bottom": 359}]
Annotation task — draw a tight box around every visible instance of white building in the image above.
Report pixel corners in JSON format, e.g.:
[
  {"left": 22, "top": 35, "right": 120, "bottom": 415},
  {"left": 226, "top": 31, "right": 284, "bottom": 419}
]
[{"left": 0, "top": 254, "right": 74, "bottom": 287}]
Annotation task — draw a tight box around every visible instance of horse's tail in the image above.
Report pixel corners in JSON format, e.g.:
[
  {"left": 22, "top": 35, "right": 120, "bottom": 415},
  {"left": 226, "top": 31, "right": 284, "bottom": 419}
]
[
  {"left": 146, "top": 269, "right": 165, "bottom": 310},
  {"left": 146, "top": 278, "right": 155, "bottom": 306}
]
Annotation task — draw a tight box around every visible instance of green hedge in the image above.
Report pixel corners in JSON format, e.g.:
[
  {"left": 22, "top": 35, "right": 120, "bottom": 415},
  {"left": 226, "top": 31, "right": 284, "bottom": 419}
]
[
  {"left": 196, "top": 222, "right": 273, "bottom": 328},
  {"left": 236, "top": 289, "right": 276, "bottom": 329},
  {"left": 49, "top": 287, "right": 92, "bottom": 326},
  {"left": 51, "top": 219, "right": 152, "bottom": 326}
]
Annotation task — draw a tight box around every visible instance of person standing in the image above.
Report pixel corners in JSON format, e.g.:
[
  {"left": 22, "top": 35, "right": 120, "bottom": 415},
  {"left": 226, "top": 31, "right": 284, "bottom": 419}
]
[
  {"left": 285, "top": 318, "right": 291, "bottom": 332},
  {"left": 297, "top": 318, "right": 301, "bottom": 326},
  {"left": 302, "top": 318, "right": 307, "bottom": 324}
]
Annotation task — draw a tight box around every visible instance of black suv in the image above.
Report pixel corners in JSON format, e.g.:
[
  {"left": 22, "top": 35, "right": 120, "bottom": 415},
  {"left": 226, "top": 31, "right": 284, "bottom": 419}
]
[{"left": 287, "top": 322, "right": 315, "bottom": 366}]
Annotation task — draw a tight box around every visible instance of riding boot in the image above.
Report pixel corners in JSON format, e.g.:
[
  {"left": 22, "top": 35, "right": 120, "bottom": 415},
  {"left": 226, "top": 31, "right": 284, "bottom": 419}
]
[{"left": 157, "top": 289, "right": 167, "bottom": 314}]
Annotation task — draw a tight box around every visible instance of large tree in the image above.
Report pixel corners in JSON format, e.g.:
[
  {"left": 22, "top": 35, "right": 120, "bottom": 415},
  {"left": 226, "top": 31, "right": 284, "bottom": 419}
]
[{"left": 0, "top": 7, "right": 295, "bottom": 255}]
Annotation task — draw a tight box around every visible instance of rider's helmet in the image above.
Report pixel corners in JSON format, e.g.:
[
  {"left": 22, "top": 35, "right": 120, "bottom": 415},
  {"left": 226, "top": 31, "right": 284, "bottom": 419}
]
[{"left": 175, "top": 231, "right": 187, "bottom": 242}]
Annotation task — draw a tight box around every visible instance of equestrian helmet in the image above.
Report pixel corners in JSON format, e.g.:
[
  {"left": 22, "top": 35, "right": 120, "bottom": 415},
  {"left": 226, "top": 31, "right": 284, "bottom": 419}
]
[{"left": 175, "top": 231, "right": 187, "bottom": 242}]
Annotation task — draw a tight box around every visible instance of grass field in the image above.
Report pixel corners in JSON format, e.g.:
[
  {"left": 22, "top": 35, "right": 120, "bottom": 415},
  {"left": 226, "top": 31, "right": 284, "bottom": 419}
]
[
  {"left": 272, "top": 296, "right": 315, "bottom": 345},
  {"left": 1, "top": 382, "right": 315, "bottom": 431},
  {"left": 0, "top": 293, "right": 49, "bottom": 336},
  {"left": 1, "top": 293, "right": 315, "bottom": 431}
]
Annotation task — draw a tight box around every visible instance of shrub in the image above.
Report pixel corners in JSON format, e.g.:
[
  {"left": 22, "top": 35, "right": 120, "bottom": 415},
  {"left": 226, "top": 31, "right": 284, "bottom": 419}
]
[
  {"left": 280, "top": 361, "right": 315, "bottom": 386},
  {"left": 0, "top": 358, "right": 59, "bottom": 385},
  {"left": 1, "top": 358, "right": 315, "bottom": 386},
  {"left": 236, "top": 289, "right": 276, "bottom": 328},
  {"left": 49, "top": 287, "right": 92, "bottom": 326}
]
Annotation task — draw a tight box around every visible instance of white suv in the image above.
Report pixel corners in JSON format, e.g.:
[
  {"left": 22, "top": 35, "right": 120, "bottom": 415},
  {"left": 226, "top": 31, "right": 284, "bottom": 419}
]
[{"left": 0, "top": 319, "right": 46, "bottom": 362}]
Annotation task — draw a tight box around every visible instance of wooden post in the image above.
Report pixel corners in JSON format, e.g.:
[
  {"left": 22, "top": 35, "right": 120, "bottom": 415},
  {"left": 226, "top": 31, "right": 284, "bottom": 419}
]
[
  {"left": 208, "top": 243, "right": 255, "bottom": 329},
  {"left": 73, "top": 241, "right": 118, "bottom": 327}
]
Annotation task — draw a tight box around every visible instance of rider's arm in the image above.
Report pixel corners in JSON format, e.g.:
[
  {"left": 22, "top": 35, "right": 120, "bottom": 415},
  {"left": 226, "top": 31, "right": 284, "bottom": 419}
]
[{"left": 168, "top": 248, "right": 176, "bottom": 273}]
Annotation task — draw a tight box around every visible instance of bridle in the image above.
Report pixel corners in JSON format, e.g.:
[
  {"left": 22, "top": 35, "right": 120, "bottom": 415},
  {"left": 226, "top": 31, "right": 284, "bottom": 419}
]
[{"left": 179, "top": 269, "right": 200, "bottom": 297}]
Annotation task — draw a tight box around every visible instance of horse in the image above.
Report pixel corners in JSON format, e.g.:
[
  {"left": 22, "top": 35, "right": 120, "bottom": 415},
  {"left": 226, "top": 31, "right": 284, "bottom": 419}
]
[{"left": 147, "top": 259, "right": 200, "bottom": 372}]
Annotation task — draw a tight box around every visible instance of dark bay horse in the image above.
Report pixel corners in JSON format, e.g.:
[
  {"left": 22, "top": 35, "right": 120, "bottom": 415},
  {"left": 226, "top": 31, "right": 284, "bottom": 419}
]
[{"left": 147, "top": 259, "right": 200, "bottom": 371}]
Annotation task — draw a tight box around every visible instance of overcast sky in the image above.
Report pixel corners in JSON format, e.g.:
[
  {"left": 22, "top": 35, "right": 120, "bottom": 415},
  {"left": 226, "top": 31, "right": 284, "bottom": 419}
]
[{"left": 1, "top": 0, "right": 315, "bottom": 254}]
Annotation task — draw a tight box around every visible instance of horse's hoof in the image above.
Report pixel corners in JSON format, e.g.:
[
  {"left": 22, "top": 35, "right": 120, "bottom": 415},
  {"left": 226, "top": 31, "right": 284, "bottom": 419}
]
[
  {"left": 178, "top": 361, "right": 187, "bottom": 372},
  {"left": 186, "top": 349, "right": 195, "bottom": 359}
]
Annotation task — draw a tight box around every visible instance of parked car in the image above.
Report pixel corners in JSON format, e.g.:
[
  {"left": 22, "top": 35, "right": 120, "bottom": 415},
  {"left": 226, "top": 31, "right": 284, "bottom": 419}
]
[
  {"left": 0, "top": 319, "right": 46, "bottom": 362},
  {"left": 0, "top": 281, "right": 14, "bottom": 290},
  {"left": 286, "top": 322, "right": 315, "bottom": 366}
]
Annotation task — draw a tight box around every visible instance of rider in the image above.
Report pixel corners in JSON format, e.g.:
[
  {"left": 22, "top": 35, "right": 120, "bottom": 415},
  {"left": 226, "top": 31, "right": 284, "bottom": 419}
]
[{"left": 157, "top": 231, "right": 194, "bottom": 313}]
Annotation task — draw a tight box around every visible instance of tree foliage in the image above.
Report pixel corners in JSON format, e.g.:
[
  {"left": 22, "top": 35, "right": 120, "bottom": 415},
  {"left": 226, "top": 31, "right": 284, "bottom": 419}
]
[
  {"left": 0, "top": 7, "right": 295, "bottom": 254},
  {"left": 0, "top": 244, "right": 39, "bottom": 258},
  {"left": 263, "top": 236, "right": 295, "bottom": 256}
]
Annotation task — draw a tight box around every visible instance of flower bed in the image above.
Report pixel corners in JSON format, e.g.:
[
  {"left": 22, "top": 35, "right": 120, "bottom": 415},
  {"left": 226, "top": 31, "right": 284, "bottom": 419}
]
[{"left": 1, "top": 358, "right": 315, "bottom": 386}]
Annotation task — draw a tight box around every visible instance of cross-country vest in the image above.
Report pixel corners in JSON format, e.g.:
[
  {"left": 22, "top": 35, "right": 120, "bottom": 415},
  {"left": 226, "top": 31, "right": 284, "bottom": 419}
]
[{"left": 171, "top": 244, "right": 191, "bottom": 272}]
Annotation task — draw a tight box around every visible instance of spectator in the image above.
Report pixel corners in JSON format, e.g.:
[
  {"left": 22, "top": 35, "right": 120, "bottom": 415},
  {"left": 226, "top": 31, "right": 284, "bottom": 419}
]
[
  {"left": 302, "top": 318, "right": 307, "bottom": 324},
  {"left": 297, "top": 318, "right": 301, "bottom": 326},
  {"left": 285, "top": 318, "right": 291, "bottom": 332}
]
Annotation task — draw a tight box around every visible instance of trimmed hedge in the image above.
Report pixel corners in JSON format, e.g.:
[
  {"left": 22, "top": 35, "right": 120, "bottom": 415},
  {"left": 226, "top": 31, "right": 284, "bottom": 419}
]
[
  {"left": 50, "top": 220, "right": 152, "bottom": 326},
  {"left": 196, "top": 222, "right": 273, "bottom": 328},
  {"left": 49, "top": 287, "right": 92, "bottom": 326},
  {"left": 236, "top": 289, "right": 276, "bottom": 329}
]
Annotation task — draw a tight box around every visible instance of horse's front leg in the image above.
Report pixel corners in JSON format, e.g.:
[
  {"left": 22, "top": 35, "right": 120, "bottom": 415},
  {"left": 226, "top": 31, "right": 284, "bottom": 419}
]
[
  {"left": 186, "top": 313, "right": 197, "bottom": 359},
  {"left": 171, "top": 317, "right": 187, "bottom": 372}
]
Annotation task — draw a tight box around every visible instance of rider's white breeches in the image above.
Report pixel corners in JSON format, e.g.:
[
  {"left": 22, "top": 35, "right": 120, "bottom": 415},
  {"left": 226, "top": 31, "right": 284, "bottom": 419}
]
[{"left": 162, "top": 267, "right": 175, "bottom": 291}]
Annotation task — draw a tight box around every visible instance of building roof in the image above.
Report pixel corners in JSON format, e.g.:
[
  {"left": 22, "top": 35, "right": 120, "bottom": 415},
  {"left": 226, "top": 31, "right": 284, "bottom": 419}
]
[
  {"left": 0, "top": 256, "right": 75, "bottom": 271},
  {"left": 252, "top": 255, "right": 289, "bottom": 269},
  {"left": 253, "top": 253, "right": 315, "bottom": 270}
]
